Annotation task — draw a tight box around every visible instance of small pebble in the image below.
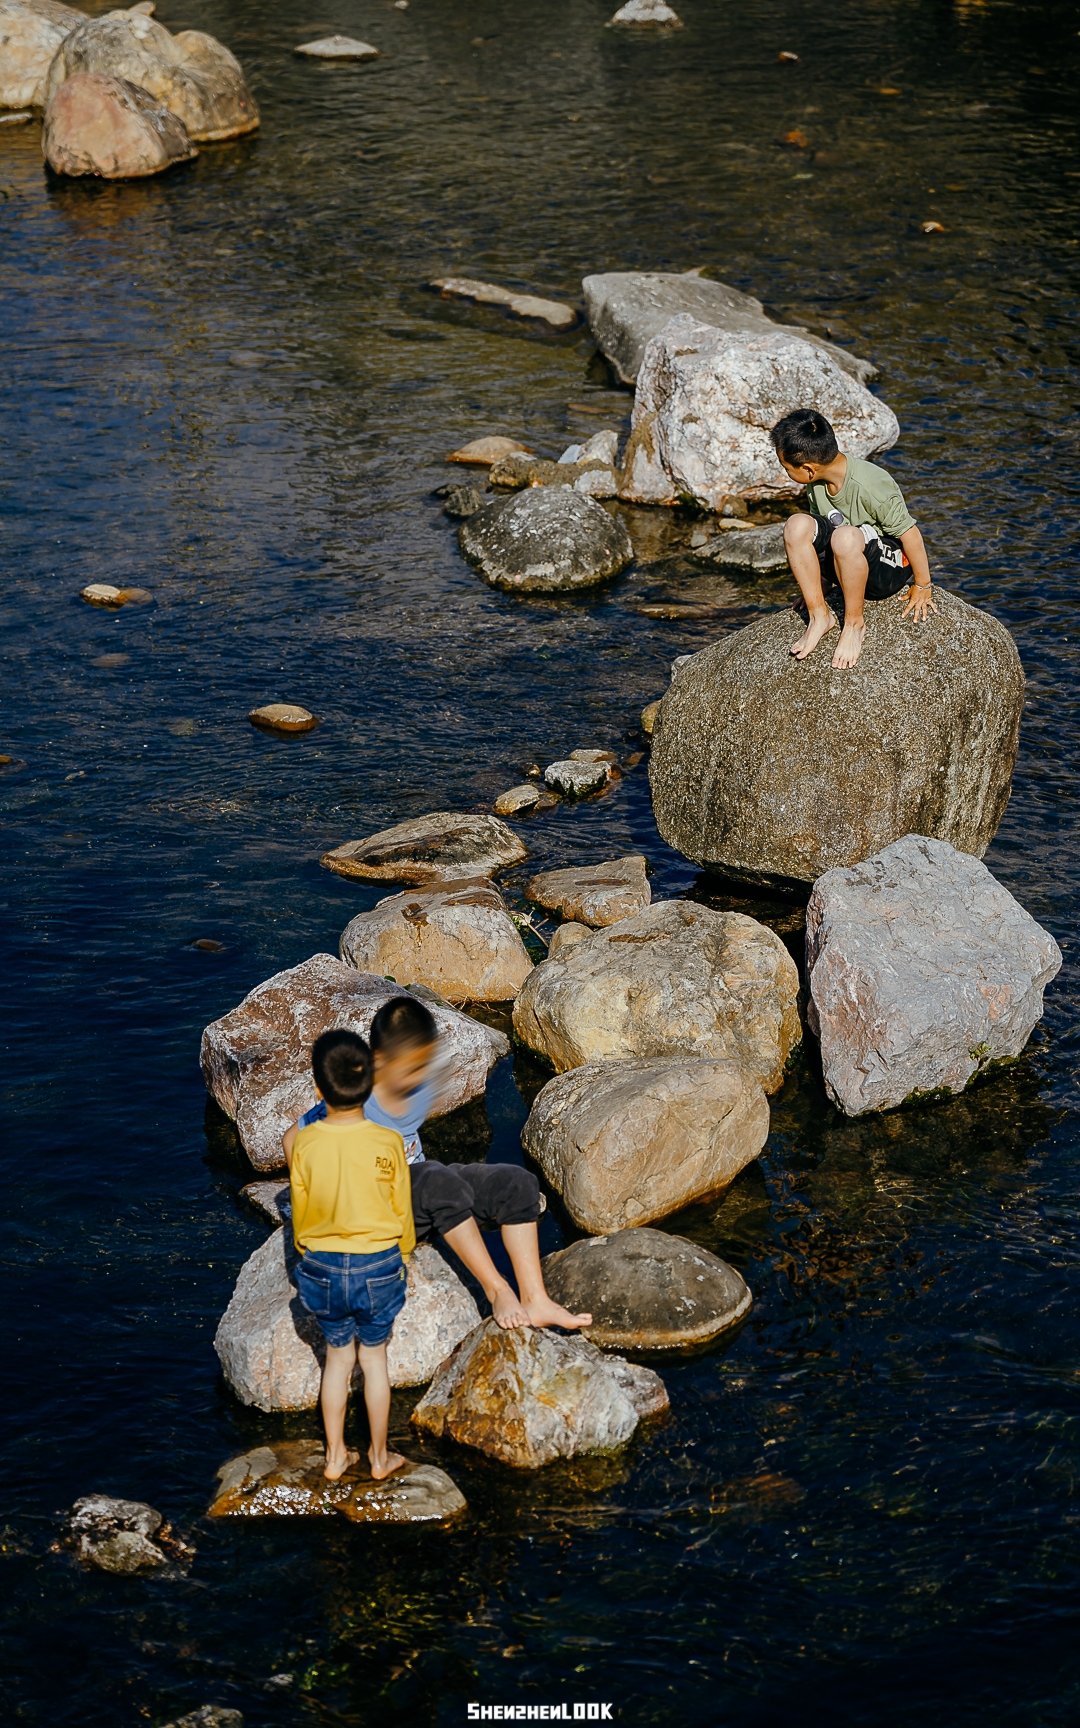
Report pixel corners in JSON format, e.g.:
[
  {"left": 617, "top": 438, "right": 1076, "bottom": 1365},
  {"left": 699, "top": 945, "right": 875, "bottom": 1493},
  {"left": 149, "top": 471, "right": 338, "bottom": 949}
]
[
  {"left": 0, "top": 110, "right": 34, "bottom": 125},
  {"left": 192, "top": 938, "right": 226, "bottom": 952},
  {"left": 777, "top": 49, "right": 799, "bottom": 60},
  {"left": 780, "top": 128, "right": 809, "bottom": 148},
  {"left": 624, "top": 750, "right": 645, "bottom": 767},
  {"left": 446, "top": 436, "right": 533, "bottom": 467},
  {"left": 248, "top": 703, "right": 319, "bottom": 734},
  {"left": 640, "top": 700, "right": 661, "bottom": 736},
  {"left": 0, "top": 754, "right": 27, "bottom": 775},
  {"left": 920, "top": 220, "right": 946, "bottom": 233}
]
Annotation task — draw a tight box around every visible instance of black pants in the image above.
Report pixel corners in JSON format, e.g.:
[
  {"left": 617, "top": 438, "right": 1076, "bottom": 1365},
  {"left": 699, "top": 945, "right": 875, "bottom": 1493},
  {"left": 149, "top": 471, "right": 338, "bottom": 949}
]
[
  {"left": 410, "top": 1161, "right": 541, "bottom": 1241},
  {"left": 813, "top": 514, "right": 911, "bottom": 600}
]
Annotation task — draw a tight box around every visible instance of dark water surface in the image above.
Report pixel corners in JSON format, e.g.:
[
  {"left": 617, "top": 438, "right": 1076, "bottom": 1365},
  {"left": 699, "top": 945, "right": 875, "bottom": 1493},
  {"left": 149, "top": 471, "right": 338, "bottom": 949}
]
[{"left": 3, "top": 0, "right": 1080, "bottom": 1721}]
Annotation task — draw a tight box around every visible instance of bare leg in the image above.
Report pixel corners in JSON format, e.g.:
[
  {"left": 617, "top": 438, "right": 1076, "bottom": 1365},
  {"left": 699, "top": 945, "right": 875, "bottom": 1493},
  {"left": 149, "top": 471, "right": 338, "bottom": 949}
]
[
  {"left": 356, "top": 1342, "right": 405, "bottom": 1479},
  {"left": 830, "top": 527, "right": 870, "bottom": 668},
  {"left": 784, "top": 513, "right": 837, "bottom": 659},
  {"left": 442, "top": 1215, "right": 530, "bottom": 1328},
  {"left": 501, "top": 1222, "right": 592, "bottom": 1330},
  {"left": 321, "top": 1341, "right": 360, "bottom": 1480}
]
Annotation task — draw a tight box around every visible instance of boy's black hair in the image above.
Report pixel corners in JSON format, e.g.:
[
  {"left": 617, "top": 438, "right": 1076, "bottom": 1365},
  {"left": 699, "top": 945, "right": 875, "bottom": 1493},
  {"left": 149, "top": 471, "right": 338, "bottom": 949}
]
[
  {"left": 770, "top": 408, "right": 839, "bottom": 467},
  {"left": 369, "top": 994, "right": 438, "bottom": 1055},
  {"left": 311, "top": 1029, "right": 373, "bottom": 1107}
]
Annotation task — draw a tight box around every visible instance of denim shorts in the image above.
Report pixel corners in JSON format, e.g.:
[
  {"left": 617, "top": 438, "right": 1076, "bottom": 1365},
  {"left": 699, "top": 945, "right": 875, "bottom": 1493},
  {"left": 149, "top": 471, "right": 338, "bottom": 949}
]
[{"left": 294, "top": 1245, "right": 407, "bottom": 1348}]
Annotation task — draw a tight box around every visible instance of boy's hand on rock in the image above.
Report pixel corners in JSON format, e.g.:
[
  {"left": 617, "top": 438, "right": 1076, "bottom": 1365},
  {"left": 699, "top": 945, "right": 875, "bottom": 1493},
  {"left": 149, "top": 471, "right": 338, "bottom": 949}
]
[{"left": 902, "top": 583, "right": 937, "bottom": 623}]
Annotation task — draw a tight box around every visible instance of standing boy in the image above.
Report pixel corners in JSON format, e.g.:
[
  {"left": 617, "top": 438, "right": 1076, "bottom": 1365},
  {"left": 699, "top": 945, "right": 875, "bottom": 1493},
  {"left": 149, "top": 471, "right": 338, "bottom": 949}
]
[
  {"left": 770, "top": 408, "right": 936, "bottom": 670},
  {"left": 289, "top": 1028, "right": 414, "bottom": 1482}
]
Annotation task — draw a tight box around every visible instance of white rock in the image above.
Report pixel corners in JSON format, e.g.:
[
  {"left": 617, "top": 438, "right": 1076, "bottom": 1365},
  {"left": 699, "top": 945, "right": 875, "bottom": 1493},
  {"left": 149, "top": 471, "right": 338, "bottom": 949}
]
[
  {"left": 209, "top": 1440, "right": 465, "bottom": 1523},
  {"left": 0, "top": 0, "right": 84, "bottom": 109},
  {"left": 609, "top": 0, "right": 682, "bottom": 27},
  {"left": 213, "top": 1232, "right": 481, "bottom": 1410},
  {"left": 339, "top": 878, "right": 533, "bottom": 1004},
  {"left": 806, "top": 835, "right": 1062, "bottom": 1116},
  {"left": 573, "top": 466, "right": 620, "bottom": 498},
  {"left": 544, "top": 759, "right": 608, "bottom": 798},
  {"left": 578, "top": 428, "right": 620, "bottom": 464},
  {"left": 200, "top": 953, "right": 507, "bottom": 1170},
  {"left": 431, "top": 277, "right": 576, "bottom": 330},
  {"left": 293, "top": 35, "right": 379, "bottom": 58},
  {"left": 621, "top": 315, "right": 898, "bottom": 507},
  {"left": 558, "top": 443, "right": 583, "bottom": 464}
]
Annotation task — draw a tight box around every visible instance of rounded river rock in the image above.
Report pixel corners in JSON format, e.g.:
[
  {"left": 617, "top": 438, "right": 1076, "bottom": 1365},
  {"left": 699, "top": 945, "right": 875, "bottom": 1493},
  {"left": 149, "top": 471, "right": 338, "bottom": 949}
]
[
  {"left": 542, "top": 1226, "right": 751, "bottom": 1350},
  {"left": 459, "top": 487, "right": 633, "bottom": 593}
]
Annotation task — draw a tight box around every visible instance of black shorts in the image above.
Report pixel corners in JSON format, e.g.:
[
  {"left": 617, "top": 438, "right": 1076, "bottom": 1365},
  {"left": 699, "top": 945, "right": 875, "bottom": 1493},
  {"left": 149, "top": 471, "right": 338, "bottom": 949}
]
[
  {"left": 813, "top": 515, "right": 911, "bottom": 600},
  {"left": 410, "top": 1160, "right": 541, "bottom": 1241}
]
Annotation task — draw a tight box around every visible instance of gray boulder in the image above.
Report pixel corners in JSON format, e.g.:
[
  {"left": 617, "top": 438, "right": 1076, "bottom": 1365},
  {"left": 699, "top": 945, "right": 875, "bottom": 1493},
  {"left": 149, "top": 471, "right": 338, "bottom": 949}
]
[
  {"left": 544, "top": 758, "right": 608, "bottom": 798},
  {"left": 522, "top": 1055, "right": 769, "bottom": 1232},
  {"left": 512, "top": 900, "right": 801, "bottom": 1094},
  {"left": 339, "top": 878, "right": 533, "bottom": 1004},
  {"left": 200, "top": 953, "right": 507, "bottom": 1170},
  {"left": 322, "top": 810, "right": 527, "bottom": 886},
  {"left": 542, "top": 1227, "right": 751, "bottom": 1349},
  {"left": 691, "top": 520, "right": 789, "bottom": 574},
  {"left": 806, "top": 834, "right": 1062, "bottom": 1116},
  {"left": 411, "top": 1318, "right": 669, "bottom": 1468},
  {"left": 209, "top": 1440, "right": 466, "bottom": 1524},
  {"left": 459, "top": 487, "right": 633, "bottom": 594},
  {"left": 0, "top": 0, "right": 84, "bottom": 109},
  {"left": 582, "top": 270, "right": 875, "bottom": 387},
  {"left": 67, "top": 1495, "right": 168, "bottom": 1574},
  {"left": 525, "top": 855, "right": 650, "bottom": 927},
  {"left": 649, "top": 589, "right": 1025, "bottom": 889},
  {"left": 213, "top": 1231, "right": 482, "bottom": 1409}
]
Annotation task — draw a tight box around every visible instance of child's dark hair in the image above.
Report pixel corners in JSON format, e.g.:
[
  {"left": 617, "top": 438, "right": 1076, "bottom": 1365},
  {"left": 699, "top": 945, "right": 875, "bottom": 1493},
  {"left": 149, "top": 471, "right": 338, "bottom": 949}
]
[
  {"left": 369, "top": 994, "right": 438, "bottom": 1055},
  {"left": 770, "top": 409, "right": 838, "bottom": 467},
  {"left": 311, "top": 1029, "right": 374, "bottom": 1107}
]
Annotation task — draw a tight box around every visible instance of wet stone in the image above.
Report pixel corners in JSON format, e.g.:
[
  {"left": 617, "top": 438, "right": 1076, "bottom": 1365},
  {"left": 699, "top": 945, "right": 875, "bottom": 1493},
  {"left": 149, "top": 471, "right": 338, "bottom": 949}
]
[
  {"left": 542, "top": 1226, "right": 752, "bottom": 1349},
  {"left": 160, "top": 1709, "right": 244, "bottom": 1728},
  {"left": 544, "top": 759, "right": 608, "bottom": 798},
  {"left": 459, "top": 488, "right": 633, "bottom": 595},
  {"left": 446, "top": 435, "right": 533, "bottom": 466},
  {"left": 494, "top": 783, "right": 542, "bottom": 815},
  {"left": 208, "top": 1440, "right": 466, "bottom": 1523},
  {"left": 248, "top": 703, "right": 318, "bottom": 733},
  {"left": 432, "top": 277, "right": 576, "bottom": 330},
  {"left": 442, "top": 484, "right": 485, "bottom": 519},
  {"left": 67, "top": 1494, "right": 170, "bottom": 1574},
  {"left": 294, "top": 35, "right": 379, "bottom": 57},
  {"left": 322, "top": 811, "right": 527, "bottom": 886}
]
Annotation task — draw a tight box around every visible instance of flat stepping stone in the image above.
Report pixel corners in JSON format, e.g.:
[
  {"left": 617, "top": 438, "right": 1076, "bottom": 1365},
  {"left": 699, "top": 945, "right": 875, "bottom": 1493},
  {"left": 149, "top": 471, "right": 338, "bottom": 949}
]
[
  {"left": 526, "top": 856, "right": 650, "bottom": 927},
  {"left": 294, "top": 35, "right": 380, "bottom": 58},
  {"left": 249, "top": 702, "right": 318, "bottom": 733},
  {"left": 493, "top": 783, "right": 541, "bottom": 815},
  {"left": 321, "top": 811, "right": 526, "bottom": 885},
  {"left": 460, "top": 488, "right": 632, "bottom": 594},
  {"left": 80, "top": 583, "right": 152, "bottom": 606},
  {"left": 543, "top": 1226, "right": 751, "bottom": 1350},
  {"left": 209, "top": 1440, "right": 466, "bottom": 1522},
  {"left": 432, "top": 277, "right": 576, "bottom": 330}
]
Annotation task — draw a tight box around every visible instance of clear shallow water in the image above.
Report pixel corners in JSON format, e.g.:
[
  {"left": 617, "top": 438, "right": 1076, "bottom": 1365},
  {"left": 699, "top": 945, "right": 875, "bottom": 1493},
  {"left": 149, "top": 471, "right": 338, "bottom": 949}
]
[{"left": 2, "top": 0, "right": 1080, "bottom": 1720}]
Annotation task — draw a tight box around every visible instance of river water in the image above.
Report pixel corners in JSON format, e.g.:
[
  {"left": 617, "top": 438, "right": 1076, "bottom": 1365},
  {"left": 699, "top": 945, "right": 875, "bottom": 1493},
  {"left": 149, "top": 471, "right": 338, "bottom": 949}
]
[{"left": 3, "top": 0, "right": 1080, "bottom": 1721}]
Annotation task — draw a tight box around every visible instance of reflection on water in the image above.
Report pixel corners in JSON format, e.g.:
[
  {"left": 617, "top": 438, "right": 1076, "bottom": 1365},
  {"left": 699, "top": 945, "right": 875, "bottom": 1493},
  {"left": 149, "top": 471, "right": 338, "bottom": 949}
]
[{"left": 2, "top": 0, "right": 1080, "bottom": 1719}]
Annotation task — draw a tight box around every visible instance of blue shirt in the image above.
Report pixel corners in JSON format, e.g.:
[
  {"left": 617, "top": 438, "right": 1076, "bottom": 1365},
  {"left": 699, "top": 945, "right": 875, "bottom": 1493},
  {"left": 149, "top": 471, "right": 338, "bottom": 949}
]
[{"left": 298, "top": 1081, "right": 435, "bottom": 1165}]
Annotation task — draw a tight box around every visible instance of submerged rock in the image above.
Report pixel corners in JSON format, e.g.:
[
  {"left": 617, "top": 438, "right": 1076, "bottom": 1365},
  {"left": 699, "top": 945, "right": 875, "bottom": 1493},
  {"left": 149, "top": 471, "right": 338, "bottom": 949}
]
[
  {"left": 649, "top": 589, "right": 1025, "bottom": 888},
  {"left": 621, "top": 316, "right": 896, "bottom": 507},
  {"left": 459, "top": 488, "right": 633, "bottom": 594},
  {"left": 293, "top": 34, "right": 379, "bottom": 57},
  {"left": 542, "top": 1227, "right": 752, "bottom": 1349},
  {"left": 609, "top": 0, "right": 682, "bottom": 25},
  {"left": 512, "top": 900, "right": 801, "bottom": 1092},
  {"left": 525, "top": 856, "right": 650, "bottom": 927},
  {"left": 213, "top": 1231, "right": 482, "bottom": 1408},
  {"left": 43, "top": 9, "right": 258, "bottom": 142},
  {"left": 411, "top": 1318, "right": 669, "bottom": 1468},
  {"left": 806, "top": 834, "right": 1062, "bottom": 1116},
  {"left": 692, "top": 520, "right": 789, "bottom": 573},
  {"left": 544, "top": 758, "right": 608, "bottom": 798},
  {"left": 339, "top": 878, "right": 533, "bottom": 1004},
  {"left": 522, "top": 1056, "right": 769, "bottom": 1233},
  {"left": 67, "top": 1495, "right": 169, "bottom": 1574},
  {"left": 322, "top": 811, "right": 527, "bottom": 887},
  {"left": 582, "top": 269, "right": 875, "bottom": 387},
  {"left": 200, "top": 953, "right": 506, "bottom": 1170},
  {"left": 432, "top": 277, "right": 576, "bottom": 330},
  {"left": 209, "top": 1440, "right": 465, "bottom": 1523},
  {"left": 160, "top": 1709, "right": 243, "bottom": 1728},
  {"left": 43, "top": 69, "right": 196, "bottom": 176},
  {"left": 248, "top": 702, "right": 317, "bottom": 733},
  {"left": 446, "top": 435, "right": 533, "bottom": 466},
  {"left": 0, "top": 0, "right": 85, "bottom": 110}
]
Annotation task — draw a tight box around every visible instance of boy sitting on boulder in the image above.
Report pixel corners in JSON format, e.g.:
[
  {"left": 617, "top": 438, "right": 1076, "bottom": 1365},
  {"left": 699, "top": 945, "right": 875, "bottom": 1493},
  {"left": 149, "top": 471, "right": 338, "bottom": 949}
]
[
  {"left": 771, "top": 407, "right": 935, "bottom": 670},
  {"left": 284, "top": 994, "right": 590, "bottom": 1334}
]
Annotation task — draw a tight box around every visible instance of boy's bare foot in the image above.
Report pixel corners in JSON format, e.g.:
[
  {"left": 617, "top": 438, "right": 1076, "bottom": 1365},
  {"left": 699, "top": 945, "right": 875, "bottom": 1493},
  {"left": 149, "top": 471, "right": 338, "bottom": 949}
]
[
  {"left": 831, "top": 620, "right": 867, "bottom": 669},
  {"left": 491, "top": 1282, "right": 530, "bottom": 1329},
  {"left": 521, "top": 1295, "right": 593, "bottom": 1331},
  {"left": 790, "top": 608, "right": 837, "bottom": 659},
  {"left": 368, "top": 1448, "right": 407, "bottom": 1481},
  {"left": 324, "top": 1447, "right": 360, "bottom": 1481}
]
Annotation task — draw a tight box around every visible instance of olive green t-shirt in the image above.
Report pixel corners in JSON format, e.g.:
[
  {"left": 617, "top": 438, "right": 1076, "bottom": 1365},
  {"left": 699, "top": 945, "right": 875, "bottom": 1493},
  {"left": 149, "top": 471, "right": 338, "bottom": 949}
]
[{"left": 806, "top": 457, "right": 915, "bottom": 539}]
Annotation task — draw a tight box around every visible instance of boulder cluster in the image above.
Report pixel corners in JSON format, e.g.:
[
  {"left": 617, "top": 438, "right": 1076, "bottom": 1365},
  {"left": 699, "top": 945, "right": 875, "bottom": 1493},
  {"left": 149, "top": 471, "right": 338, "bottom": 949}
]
[{"left": 0, "top": 0, "right": 257, "bottom": 177}]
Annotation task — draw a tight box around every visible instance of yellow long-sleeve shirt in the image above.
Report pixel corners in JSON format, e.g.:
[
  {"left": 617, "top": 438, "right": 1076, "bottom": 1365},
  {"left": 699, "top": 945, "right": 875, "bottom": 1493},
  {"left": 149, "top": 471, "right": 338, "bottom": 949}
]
[{"left": 290, "top": 1117, "right": 415, "bottom": 1258}]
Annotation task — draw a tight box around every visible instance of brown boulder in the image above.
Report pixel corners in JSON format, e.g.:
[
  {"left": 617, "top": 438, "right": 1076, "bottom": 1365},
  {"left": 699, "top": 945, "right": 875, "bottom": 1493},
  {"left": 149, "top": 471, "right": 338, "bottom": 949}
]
[
  {"left": 322, "top": 811, "right": 527, "bottom": 887},
  {"left": 42, "top": 70, "right": 195, "bottom": 176},
  {"left": 0, "top": 0, "right": 84, "bottom": 109},
  {"left": 525, "top": 855, "right": 650, "bottom": 927},
  {"left": 339, "top": 878, "right": 533, "bottom": 1004},
  {"left": 542, "top": 1227, "right": 751, "bottom": 1349},
  {"left": 209, "top": 1440, "right": 466, "bottom": 1523}
]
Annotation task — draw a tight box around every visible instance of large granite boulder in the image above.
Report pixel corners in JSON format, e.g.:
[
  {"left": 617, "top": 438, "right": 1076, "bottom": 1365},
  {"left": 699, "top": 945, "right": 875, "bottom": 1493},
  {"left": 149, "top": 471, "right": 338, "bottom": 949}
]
[
  {"left": 512, "top": 901, "right": 801, "bottom": 1093},
  {"left": 459, "top": 488, "right": 633, "bottom": 594},
  {"left": 209, "top": 1440, "right": 466, "bottom": 1523},
  {"left": 525, "top": 856, "right": 650, "bottom": 928},
  {"left": 542, "top": 1228, "right": 751, "bottom": 1349},
  {"left": 339, "top": 878, "right": 532, "bottom": 1004},
  {"left": 0, "top": 0, "right": 83, "bottom": 109},
  {"left": 42, "top": 69, "right": 196, "bottom": 176},
  {"left": 200, "top": 954, "right": 507, "bottom": 1170},
  {"left": 411, "top": 1319, "right": 669, "bottom": 1468},
  {"left": 582, "top": 270, "right": 875, "bottom": 387},
  {"left": 806, "top": 834, "right": 1062, "bottom": 1116},
  {"left": 521, "top": 1055, "right": 769, "bottom": 1232},
  {"left": 649, "top": 590, "right": 1025, "bottom": 889},
  {"left": 43, "top": 8, "right": 258, "bottom": 141},
  {"left": 620, "top": 316, "right": 896, "bottom": 507},
  {"left": 322, "top": 811, "right": 526, "bottom": 886},
  {"left": 213, "top": 1231, "right": 482, "bottom": 1409}
]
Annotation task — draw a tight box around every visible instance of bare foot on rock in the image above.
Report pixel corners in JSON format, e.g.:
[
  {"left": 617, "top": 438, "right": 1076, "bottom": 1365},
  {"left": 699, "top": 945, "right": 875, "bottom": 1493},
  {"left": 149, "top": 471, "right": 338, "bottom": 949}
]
[
  {"left": 522, "top": 1295, "right": 593, "bottom": 1331},
  {"left": 831, "top": 619, "right": 867, "bottom": 669},
  {"left": 324, "top": 1447, "right": 360, "bottom": 1481},
  {"left": 790, "top": 608, "right": 837, "bottom": 659},
  {"left": 492, "top": 1282, "right": 530, "bottom": 1329},
  {"left": 369, "top": 1448, "right": 407, "bottom": 1481}
]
